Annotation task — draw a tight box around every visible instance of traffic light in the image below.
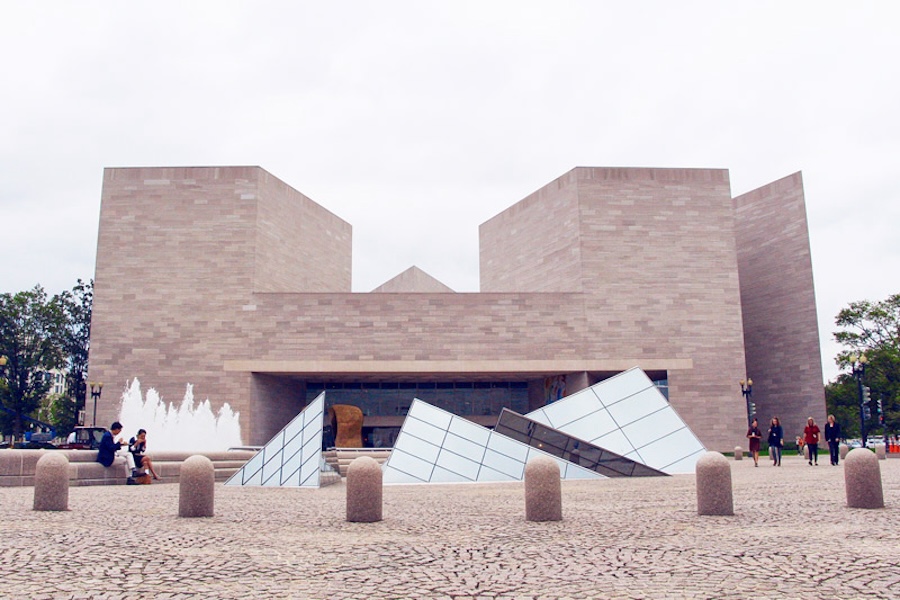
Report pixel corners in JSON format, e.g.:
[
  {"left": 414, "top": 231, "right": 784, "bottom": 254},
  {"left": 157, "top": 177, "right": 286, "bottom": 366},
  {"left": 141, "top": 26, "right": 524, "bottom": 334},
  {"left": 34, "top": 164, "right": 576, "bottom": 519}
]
[
  {"left": 864, "top": 406, "right": 872, "bottom": 420},
  {"left": 863, "top": 386, "right": 871, "bottom": 404},
  {"left": 748, "top": 402, "right": 756, "bottom": 418}
]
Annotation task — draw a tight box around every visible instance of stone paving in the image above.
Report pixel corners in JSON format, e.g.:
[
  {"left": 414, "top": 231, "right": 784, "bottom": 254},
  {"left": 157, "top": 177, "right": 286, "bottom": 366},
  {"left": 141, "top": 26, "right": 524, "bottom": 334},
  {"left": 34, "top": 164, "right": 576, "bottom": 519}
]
[{"left": 2, "top": 452, "right": 900, "bottom": 599}]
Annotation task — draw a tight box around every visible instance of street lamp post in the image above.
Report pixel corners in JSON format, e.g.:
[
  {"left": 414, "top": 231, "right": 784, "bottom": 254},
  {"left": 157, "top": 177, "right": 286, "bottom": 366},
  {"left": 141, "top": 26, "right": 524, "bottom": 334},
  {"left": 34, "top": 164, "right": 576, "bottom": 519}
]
[
  {"left": 849, "top": 353, "right": 868, "bottom": 447},
  {"left": 740, "top": 378, "right": 754, "bottom": 425},
  {"left": 89, "top": 382, "right": 103, "bottom": 427}
]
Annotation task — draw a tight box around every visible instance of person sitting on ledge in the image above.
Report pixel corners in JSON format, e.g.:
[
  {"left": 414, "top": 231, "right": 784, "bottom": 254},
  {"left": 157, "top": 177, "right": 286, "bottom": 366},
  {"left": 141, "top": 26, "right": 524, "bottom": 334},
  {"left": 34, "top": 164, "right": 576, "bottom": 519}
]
[
  {"left": 96, "top": 421, "right": 125, "bottom": 467},
  {"left": 128, "top": 429, "right": 160, "bottom": 480}
]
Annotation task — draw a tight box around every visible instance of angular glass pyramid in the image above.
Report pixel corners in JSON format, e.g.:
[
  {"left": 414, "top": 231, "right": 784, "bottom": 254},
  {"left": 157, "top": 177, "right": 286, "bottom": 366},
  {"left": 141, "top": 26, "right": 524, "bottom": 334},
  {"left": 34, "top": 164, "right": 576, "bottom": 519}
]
[
  {"left": 525, "top": 368, "right": 705, "bottom": 474},
  {"left": 225, "top": 392, "right": 334, "bottom": 488},
  {"left": 382, "top": 399, "right": 604, "bottom": 484}
]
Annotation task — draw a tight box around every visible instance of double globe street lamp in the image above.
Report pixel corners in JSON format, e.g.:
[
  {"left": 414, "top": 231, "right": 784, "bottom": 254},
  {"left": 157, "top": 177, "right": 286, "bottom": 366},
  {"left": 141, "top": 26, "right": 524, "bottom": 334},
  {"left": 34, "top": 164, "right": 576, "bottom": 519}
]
[
  {"left": 740, "top": 378, "right": 755, "bottom": 425},
  {"left": 849, "top": 353, "right": 868, "bottom": 447},
  {"left": 89, "top": 382, "right": 103, "bottom": 427}
]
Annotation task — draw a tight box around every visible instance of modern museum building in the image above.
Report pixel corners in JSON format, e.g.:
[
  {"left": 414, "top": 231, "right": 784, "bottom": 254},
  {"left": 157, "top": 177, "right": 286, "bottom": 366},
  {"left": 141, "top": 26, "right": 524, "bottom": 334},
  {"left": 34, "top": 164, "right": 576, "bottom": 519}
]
[{"left": 86, "top": 165, "right": 825, "bottom": 452}]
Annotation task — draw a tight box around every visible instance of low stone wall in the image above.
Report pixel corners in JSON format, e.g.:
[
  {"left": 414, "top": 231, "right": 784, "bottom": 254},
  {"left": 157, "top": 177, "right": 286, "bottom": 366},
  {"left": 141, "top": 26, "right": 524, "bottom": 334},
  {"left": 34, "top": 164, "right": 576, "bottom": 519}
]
[
  {"left": 0, "top": 449, "right": 257, "bottom": 487},
  {"left": 323, "top": 448, "right": 392, "bottom": 477}
]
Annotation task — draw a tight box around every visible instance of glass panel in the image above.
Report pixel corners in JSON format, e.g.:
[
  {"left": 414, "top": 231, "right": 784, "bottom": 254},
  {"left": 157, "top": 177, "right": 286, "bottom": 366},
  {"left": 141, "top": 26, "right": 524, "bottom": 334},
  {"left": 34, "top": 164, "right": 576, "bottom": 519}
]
[
  {"left": 396, "top": 432, "right": 441, "bottom": 464},
  {"left": 300, "top": 434, "right": 321, "bottom": 465},
  {"left": 401, "top": 417, "right": 449, "bottom": 447},
  {"left": 476, "top": 463, "right": 518, "bottom": 482},
  {"left": 537, "top": 392, "right": 603, "bottom": 429},
  {"left": 283, "top": 413, "right": 306, "bottom": 441},
  {"left": 448, "top": 417, "right": 490, "bottom": 446},
  {"left": 383, "top": 447, "right": 433, "bottom": 481},
  {"left": 486, "top": 432, "right": 529, "bottom": 462},
  {"left": 282, "top": 431, "right": 304, "bottom": 461},
  {"left": 429, "top": 464, "right": 472, "bottom": 483},
  {"left": 606, "top": 387, "right": 669, "bottom": 429},
  {"left": 435, "top": 450, "right": 481, "bottom": 480},
  {"left": 408, "top": 400, "right": 453, "bottom": 430},
  {"left": 382, "top": 466, "right": 423, "bottom": 484},
  {"left": 556, "top": 409, "right": 618, "bottom": 441},
  {"left": 635, "top": 428, "right": 705, "bottom": 471},
  {"left": 482, "top": 448, "right": 525, "bottom": 478},
  {"left": 241, "top": 468, "right": 262, "bottom": 486},
  {"left": 592, "top": 369, "right": 652, "bottom": 404},
  {"left": 261, "top": 449, "right": 284, "bottom": 483},
  {"left": 621, "top": 408, "right": 684, "bottom": 449},
  {"left": 299, "top": 454, "right": 319, "bottom": 485},
  {"left": 658, "top": 448, "right": 705, "bottom": 474},
  {"left": 592, "top": 428, "right": 635, "bottom": 456},
  {"left": 441, "top": 432, "right": 487, "bottom": 463}
]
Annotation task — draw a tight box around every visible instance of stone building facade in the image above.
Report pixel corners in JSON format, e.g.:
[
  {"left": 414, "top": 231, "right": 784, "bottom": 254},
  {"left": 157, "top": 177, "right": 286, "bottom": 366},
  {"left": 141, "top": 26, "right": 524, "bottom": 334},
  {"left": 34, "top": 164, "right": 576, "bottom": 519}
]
[{"left": 87, "top": 166, "right": 825, "bottom": 451}]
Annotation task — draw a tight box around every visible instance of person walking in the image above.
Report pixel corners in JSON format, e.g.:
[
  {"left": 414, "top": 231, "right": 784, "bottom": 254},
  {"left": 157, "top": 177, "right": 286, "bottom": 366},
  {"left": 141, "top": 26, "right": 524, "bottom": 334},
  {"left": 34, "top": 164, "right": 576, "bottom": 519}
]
[
  {"left": 767, "top": 417, "right": 784, "bottom": 466},
  {"left": 824, "top": 414, "right": 842, "bottom": 465},
  {"left": 804, "top": 417, "right": 821, "bottom": 466},
  {"left": 746, "top": 418, "right": 762, "bottom": 466}
]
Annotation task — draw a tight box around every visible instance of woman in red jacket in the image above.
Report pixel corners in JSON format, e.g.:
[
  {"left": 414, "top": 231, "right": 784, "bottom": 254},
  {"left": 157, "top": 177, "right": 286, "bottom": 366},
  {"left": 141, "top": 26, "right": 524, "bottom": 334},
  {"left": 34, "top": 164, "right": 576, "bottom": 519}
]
[{"left": 804, "top": 417, "right": 821, "bottom": 466}]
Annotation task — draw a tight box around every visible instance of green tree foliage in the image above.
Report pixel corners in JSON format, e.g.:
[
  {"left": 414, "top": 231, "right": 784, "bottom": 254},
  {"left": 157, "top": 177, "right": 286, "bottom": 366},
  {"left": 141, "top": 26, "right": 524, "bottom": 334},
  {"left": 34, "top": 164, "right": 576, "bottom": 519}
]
[
  {"left": 58, "top": 279, "right": 93, "bottom": 431},
  {"left": 824, "top": 374, "right": 863, "bottom": 438},
  {"left": 0, "top": 286, "right": 67, "bottom": 439},
  {"left": 830, "top": 293, "right": 900, "bottom": 437}
]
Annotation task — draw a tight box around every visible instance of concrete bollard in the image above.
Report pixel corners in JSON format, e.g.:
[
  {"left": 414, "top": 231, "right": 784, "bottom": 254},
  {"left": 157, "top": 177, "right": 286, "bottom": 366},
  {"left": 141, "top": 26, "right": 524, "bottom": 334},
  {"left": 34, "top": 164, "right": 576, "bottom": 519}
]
[
  {"left": 179, "top": 455, "right": 215, "bottom": 518},
  {"left": 875, "top": 444, "right": 886, "bottom": 460},
  {"left": 33, "top": 453, "right": 69, "bottom": 512},
  {"left": 346, "top": 456, "right": 382, "bottom": 523},
  {"left": 733, "top": 447, "right": 743, "bottom": 461},
  {"left": 524, "top": 456, "right": 562, "bottom": 522},
  {"left": 844, "top": 448, "right": 884, "bottom": 509},
  {"left": 696, "top": 451, "right": 733, "bottom": 516},
  {"left": 803, "top": 445, "right": 810, "bottom": 460},
  {"left": 839, "top": 444, "right": 849, "bottom": 460}
]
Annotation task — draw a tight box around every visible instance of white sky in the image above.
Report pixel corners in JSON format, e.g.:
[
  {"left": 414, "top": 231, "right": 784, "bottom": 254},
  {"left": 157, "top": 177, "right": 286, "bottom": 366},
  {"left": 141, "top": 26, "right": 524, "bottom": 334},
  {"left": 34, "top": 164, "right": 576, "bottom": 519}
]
[{"left": 1, "top": 2, "right": 898, "bottom": 384}]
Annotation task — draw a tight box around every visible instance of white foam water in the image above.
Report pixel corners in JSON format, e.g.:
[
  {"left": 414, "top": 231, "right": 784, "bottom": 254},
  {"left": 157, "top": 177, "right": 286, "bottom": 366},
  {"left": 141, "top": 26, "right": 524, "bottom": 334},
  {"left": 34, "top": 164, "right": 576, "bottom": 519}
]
[{"left": 116, "top": 379, "right": 242, "bottom": 452}]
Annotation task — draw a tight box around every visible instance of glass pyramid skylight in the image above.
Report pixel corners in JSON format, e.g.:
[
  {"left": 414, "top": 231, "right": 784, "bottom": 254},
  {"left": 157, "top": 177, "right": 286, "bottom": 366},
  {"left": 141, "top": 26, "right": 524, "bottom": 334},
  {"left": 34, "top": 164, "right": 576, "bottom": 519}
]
[{"left": 225, "top": 392, "right": 337, "bottom": 488}]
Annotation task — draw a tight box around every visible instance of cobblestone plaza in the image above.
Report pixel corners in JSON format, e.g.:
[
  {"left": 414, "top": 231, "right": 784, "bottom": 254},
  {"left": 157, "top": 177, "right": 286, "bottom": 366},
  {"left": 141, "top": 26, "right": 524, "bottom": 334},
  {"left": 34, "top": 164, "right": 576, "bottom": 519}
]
[{"left": 2, "top": 455, "right": 898, "bottom": 599}]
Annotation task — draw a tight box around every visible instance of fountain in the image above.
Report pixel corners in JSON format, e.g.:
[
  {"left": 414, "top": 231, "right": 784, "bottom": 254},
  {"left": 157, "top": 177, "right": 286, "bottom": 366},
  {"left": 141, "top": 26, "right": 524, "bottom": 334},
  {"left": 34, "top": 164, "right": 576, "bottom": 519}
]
[{"left": 116, "top": 379, "right": 242, "bottom": 452}]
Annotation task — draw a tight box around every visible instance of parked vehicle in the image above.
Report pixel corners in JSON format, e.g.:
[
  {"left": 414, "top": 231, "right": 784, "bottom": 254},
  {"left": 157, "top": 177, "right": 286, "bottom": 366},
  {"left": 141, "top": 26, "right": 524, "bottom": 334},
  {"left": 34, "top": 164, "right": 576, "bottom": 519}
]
[{"left": 57, "top": 427, "right": 108, "bottom": 450}]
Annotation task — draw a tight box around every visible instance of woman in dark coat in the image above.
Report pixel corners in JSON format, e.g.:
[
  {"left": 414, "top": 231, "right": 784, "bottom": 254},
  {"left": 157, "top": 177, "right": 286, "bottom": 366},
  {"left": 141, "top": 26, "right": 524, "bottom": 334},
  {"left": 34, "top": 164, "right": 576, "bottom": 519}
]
[
  {"left": 767, "top": 417, "right": 784, "bottom": 467},
  {"left": 824, "top": 414, "right": 842, "bottom": 466},
  {"left": 746, "top": 418, "right": 762, "bottom": 466}
]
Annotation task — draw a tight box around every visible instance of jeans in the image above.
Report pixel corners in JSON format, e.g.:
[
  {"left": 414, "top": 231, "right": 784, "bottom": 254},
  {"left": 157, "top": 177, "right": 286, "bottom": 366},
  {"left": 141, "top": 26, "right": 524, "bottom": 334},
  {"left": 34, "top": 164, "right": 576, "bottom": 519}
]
[
  {"left": 828, "top": 441, "right": 840, "bottom": 464},
  {"left": 807, "top": 443, "right": 818, "bottom": 463},
  {"left": 770, "top": 446, "right": 781, "bottom": 465}
]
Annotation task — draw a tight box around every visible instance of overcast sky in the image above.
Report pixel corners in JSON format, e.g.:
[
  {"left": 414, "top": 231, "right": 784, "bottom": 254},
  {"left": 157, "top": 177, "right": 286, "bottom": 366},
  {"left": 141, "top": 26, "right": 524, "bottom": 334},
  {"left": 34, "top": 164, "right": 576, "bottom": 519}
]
[{"left": 2, "top": 2, "right": 898, "bottom": 384}]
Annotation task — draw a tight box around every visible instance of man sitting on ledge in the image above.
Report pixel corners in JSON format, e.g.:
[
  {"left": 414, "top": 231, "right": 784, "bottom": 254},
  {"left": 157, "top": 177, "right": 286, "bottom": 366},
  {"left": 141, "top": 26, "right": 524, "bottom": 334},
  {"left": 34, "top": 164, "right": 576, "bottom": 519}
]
[{"left": 96, "top": 421, "right": 125, "bottom": 467}]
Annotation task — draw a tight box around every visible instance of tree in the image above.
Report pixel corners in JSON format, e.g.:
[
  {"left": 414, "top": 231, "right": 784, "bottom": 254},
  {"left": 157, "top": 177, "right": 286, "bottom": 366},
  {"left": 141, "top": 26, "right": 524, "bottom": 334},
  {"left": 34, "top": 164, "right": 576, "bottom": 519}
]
[
  {"left": 58, "top": 279, "right": 93, "bottom": 431},
  {"left": 825, "top": 374, "right": 863, "bottom": 438},
  {"left": 0, "top": 286, "right": 67, "bottom": 439},
  {"left": 832, "top": 293, "right": 900, "bottom": 437}
]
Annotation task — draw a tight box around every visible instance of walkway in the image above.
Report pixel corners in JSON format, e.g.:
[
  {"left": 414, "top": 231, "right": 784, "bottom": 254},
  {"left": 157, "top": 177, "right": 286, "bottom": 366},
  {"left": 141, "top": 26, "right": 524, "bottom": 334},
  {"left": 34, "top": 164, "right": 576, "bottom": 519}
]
[{"left": 1, "top": 452, "right": 898, "bottom": 599}]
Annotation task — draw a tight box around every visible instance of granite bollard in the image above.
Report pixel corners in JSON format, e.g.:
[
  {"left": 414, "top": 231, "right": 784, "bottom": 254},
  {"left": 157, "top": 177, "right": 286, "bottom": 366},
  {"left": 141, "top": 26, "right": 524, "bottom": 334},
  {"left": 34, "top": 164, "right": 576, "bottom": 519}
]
[
  {"left": 346, "top": 456, "right": 382, "bottom": 523},
  {"left": 33, "top": 453, "right": 69, "bottom": 512},
  {"left": 839, "top": 444, "right": 849, "bottom": 460},
  {"left": 179, "top": 455, "right": 215, "bottom": 518},
  {"left": 696, "top": 451, "right": 733, "bottom": 516},
  {"left": 875, "top": 444, "right": 886, "bottom": 460},
  {"left": 845, "top": 448, "right": 884, "bottom": 509},
  {"left": 734, "top": 447, "right": 743, "bottom": 461},
  {"left": 525, "top": 456, "right": 562, "bottom": 522}
]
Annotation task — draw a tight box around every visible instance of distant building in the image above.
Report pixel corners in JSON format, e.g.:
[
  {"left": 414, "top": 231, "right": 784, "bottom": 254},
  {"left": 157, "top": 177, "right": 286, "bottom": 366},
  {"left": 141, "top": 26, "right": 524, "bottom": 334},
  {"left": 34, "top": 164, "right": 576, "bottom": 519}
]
[{"left": 87, "top": 166, "right": 824, "bottom": 451}]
